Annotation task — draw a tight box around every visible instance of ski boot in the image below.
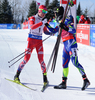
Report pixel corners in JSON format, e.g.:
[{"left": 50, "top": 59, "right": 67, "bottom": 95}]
[
  {"left": 41, "top": 73, "right": 49, "bottom": 92},
  {"left": 43, "top": 72, "right": 49, "bottom": 85},
  {"left": 14, "top": 71, "right": 20, "bottom": 83},
  {"left": 54, "top": 77, "right": 67, "bottom": 89},
  {"left": 81, "top": 75, "right": 90, "bottom": 90}
]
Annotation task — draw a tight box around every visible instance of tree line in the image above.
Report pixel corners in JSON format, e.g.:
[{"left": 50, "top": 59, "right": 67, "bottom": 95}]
[
  {"left": 0, "top": 0, "right": 94, "bottom": 24},
  {"left": 0, "top": 0, "right": 60, "bottom": 24}
]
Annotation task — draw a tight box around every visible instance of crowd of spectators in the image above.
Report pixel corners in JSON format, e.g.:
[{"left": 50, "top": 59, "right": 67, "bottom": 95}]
[{"left": 76, "top": 15, "right": 91, "bottom": 24}]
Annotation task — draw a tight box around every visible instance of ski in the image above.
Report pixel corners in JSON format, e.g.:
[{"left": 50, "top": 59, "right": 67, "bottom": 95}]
[
  {"left": 5, "top": 78, "right": 37, "bottom": 91},
  {"left": 49, "top": 0, "right": 70, "bottom": 73},
  {"left": 41, "top": 81, "right": 49, "bottom": 92}
]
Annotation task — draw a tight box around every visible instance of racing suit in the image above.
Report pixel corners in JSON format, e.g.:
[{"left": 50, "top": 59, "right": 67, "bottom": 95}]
[
  {"left": 17, "top": 14, "right": 51, "bottom": 74},
  {"left": 46, "top": 22, "right": 86, "bottom": 77}
]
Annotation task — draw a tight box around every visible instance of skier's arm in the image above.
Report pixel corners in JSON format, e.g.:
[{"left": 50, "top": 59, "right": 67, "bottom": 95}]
[
  {"left": 59, "top": 22, "right": 69, "bottom": 31},
  {"left": 43, "top": 26, "right": 54, "bottom": 35},
  {"left": 68, "top": 25, "right": 76, "bottom": 36},
  {"left": 29, "top": 16, "right": 46, "bottom": 30},
  {"left": 45, "top": 23, "right": 59, "bottom": 33},
  {"left": 31, "top": 22, "right": 43, "bottom": 29}
]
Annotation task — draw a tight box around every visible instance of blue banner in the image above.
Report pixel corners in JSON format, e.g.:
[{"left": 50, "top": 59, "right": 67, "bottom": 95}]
[
  {"left": 0, "top": 24, "right": 21, "bottom": 29},
  {"left": 90, "top": 25, "right": 95, "bottom": 47}
]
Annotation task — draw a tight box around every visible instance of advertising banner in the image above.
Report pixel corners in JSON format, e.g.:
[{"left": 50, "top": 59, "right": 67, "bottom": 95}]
[
  {"left": 60, "top": 0, "right": 76, "bottom": 28},
  {"left": 90, "top": 25, "right": 95, "bottom": 47},
  {"left": 0, "top": 24, "right": 21, "bottom": 29},
  {"left": 61, "top": 0, "right": 76, "bottom": 4},
  {"left": 17, "top": 24, "right": 21, "bottom": 29},
  {"left": 76, "top": 24, "right": 90, "bottom": 46}
]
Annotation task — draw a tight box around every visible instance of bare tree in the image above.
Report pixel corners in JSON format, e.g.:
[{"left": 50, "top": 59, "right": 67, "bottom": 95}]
[{"left": 9, "top": 0, "right": 32, "bottom": 23}]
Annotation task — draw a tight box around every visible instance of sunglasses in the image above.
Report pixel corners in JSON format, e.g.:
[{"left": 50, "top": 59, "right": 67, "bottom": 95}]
[{"left": 39, "top": 9, "right": 47, "bottom": 14}]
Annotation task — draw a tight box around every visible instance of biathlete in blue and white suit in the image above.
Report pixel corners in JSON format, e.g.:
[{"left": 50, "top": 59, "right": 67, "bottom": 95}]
[{"left": 44, "top": 6, "right": 90, "bottom": 90}]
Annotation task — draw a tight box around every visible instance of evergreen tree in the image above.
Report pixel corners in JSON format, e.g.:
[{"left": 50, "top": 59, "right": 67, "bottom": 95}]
[
  {"left": 45, "top": 0, "right": 49, "bottom": 8},
  {"left": 21, "top": 15, "right": 24, "bottom": 23},
  {"left": 45, "top": 0, "right": 59, "bottom": 21},
  {"left": 0, "top": 0, "right": 2, "bottom": 14},
  {"left": 0, "top": 0, "right": 3, "bottom": 23},
  {"left": 83, "top": 8, "right": 88, "bottom": 17},
  {"left": 7, "top": 5, "right": 13, "bottom": 23},
  {"left": 48, "top": 0, "right": 59, "bottom": 10},
  {"left": 27, "top": 0, "right": 36, "bottom": 18},
  {"left": 77, "top": 2, "right": 82, "bottom": 16},
  {"left": 27, "top": 0, "right": 59, "bottom": 21},
  {"left": 2, "top": 0, "right": 13, "bottom": 23}
]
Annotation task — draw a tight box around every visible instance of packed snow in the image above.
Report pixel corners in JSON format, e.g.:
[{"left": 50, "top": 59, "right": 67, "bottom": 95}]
[{"left": 0, "top": 29, "right": 95, "bottom": 100}]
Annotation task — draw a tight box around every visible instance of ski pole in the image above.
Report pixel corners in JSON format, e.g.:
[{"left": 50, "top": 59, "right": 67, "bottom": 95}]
[
  {"left": 46, "top": 36, "right": 59, "bottom": 72},
  {"left": 9, "top": 54, "right": 25, "bottom": 68},
  {"left": 51, "top": 0, "right": 70, "bottom": 73},
  {"left": 8, "top": 51, "right": 27, "bottom": 63},
  {"left": 46, "top": 45, "right": 55, "bottom": 72},
  {"left": 51, "top": 0, "right": 73, "bottom": 73},
  {"left": 9, "top": 35, "right": 51, "bottom": 67},
  {"left": 51, "top": 35, "right": 60, "bottom": 72},
  {"left": 47, "top": 0, "right": 70, "bottom": 73},
  {"left": 8, "top": 35, "right": 51, "bottom": 63}
]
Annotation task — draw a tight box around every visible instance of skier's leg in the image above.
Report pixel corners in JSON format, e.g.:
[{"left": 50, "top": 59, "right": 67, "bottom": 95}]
[
  {"left": 17, "top": 48, "right": 32, "bottom": 72},
  {"left": 62, "top": 48, "right": 70, "bottom": 78},
  {"left": 36, "top": 40, "right": 48, "bottom": 83},
  {"left": 70, "top": 47, "right": 87, "bottom": 75},
  {"left": 14, "top": 41, "right": 33, "bottom": 81},
  {"left": 54, "top": 47, "right": 70, "bottom": 89},
  {"left": 70, "top": 47, "right": 90, "bottom": 90}
]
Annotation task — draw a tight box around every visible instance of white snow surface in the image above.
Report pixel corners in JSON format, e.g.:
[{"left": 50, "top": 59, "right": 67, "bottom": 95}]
[{"left": 0, "top": 29, "right": 95, "bottom": 100}]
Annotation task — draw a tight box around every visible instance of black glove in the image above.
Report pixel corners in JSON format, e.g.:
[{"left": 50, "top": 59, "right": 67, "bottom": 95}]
[
  {"left": 56, "top": 15, "right": 63, "bottom": 21},
  {"left": 45, "top": 23, "right": 49, "bottom": 27},
  {"left": 59, "top": 22, "right": 69, "bottom": 31}
]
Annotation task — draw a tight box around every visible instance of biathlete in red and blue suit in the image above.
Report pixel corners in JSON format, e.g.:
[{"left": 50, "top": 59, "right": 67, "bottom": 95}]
[{"left": 14, "top": 5, "right": 55, "bottom": 85}]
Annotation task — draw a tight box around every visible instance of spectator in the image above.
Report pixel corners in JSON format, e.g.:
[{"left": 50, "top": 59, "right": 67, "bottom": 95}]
[
  {"left": 85, "top": 16, "right": 91, "bottom": 24},
  {"left": 79, "top": 15, "right": 86, "bottom": 24},
  {"left": 76, "top": 16, "right": 80, "bottom": 23}
]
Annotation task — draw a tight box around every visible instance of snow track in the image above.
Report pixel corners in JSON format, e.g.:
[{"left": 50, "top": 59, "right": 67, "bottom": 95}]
[{"left": 0, "top": 29, "right": 95, "bottom": 100}]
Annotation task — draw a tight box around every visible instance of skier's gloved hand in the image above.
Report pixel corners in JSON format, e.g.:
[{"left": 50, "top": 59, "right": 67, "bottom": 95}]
[
  {"left": 59, "top": 22, "right": 69, "bottom": 31},
  {"left": 45, "top": 23, "right": 49, "bottom": 27},
  {"left": 42, "top": 19, "right": 47, "bottom": 25},
  {"left": 56, "top": 15, "right": 63, "bottom": 22},
  {"left": 51, "top": 32, "right": 55, "bottom": 36}
]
